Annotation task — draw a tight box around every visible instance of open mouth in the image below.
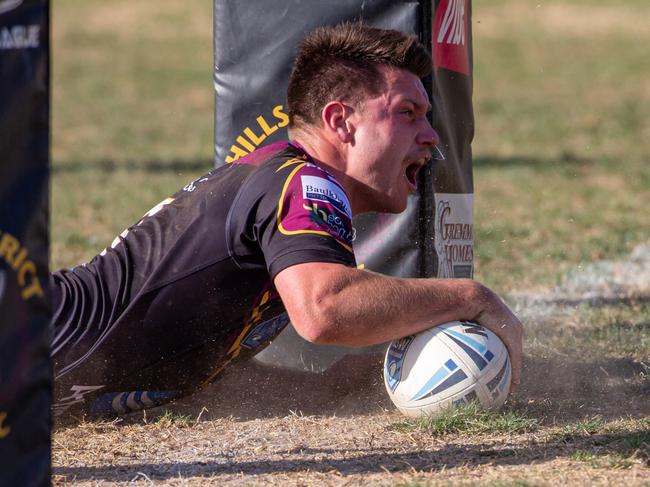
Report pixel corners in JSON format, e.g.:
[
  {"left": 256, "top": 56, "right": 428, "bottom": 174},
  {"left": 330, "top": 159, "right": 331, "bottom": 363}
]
[{"left": 404, "top": 157, "right": 428, "bottom": 191}]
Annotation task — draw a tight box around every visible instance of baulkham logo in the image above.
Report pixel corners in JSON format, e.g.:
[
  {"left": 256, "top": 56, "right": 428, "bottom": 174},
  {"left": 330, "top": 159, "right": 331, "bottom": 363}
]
[{"left": 433, "top": 0, "right": 469, "bottom": 75}]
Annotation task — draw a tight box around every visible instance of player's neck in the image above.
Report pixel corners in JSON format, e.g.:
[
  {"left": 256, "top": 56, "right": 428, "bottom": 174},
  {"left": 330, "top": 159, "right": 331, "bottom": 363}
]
[{"left": 291, "top": 132, "right": 362, "bottom": 216}]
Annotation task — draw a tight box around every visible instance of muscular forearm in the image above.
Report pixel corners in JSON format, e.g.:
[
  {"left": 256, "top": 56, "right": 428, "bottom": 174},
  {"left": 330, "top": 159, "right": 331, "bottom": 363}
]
[
  {"left": 275, "top": 262, "right": 524, "bottom": 388},
  {"left": 319, "top": 272, "right": 486, "bottom": 346},
  {"left": 279, "top": 264, "right": 488, "bottom": 346}
]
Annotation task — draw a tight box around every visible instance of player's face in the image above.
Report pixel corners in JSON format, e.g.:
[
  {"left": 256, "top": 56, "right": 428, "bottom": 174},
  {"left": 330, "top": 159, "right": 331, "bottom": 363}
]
[{"left": 344, "top": 67, "right": 439, "bottom": 214}]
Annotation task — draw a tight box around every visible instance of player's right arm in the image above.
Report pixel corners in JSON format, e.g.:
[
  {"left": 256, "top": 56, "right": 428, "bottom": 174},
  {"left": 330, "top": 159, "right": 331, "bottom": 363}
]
[{"left": 273, "top": 261, "right": 523, "bottom": 389}]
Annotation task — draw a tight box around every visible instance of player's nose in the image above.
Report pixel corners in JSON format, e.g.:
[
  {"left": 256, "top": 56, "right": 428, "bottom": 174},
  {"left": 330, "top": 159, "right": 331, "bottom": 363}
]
[{"left": 417, "top": 119, "right": 439, "bottom": 148}]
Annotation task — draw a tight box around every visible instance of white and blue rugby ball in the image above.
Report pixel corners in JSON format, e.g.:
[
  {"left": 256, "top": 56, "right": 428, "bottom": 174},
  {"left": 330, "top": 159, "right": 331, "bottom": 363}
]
[{"left": 384, "top": 320, "right": 511, "bottom": 418}]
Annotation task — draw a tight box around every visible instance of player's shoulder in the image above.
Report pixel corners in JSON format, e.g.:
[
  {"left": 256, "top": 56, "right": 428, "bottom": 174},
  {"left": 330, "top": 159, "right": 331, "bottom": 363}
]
[
  {"left": 232, "top": 141, "right": 305, "bottom": 171},
  {"left": 276, "top": 159, "right": 352, "bottom": 220},
  {"left": 241, "top": 143, "right": 347, "bottom": 199}
]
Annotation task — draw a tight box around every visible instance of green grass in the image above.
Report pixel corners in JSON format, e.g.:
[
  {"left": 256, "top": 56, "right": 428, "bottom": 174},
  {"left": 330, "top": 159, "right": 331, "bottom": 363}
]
[
  {"left": 390, "top": 402, "right": 539, "bottom": 436},
  {"left": 563, "top": 418, "right": 650, "bottom": 468},
  {"left": 154, "top": 409, "right": 195, "bottom": 428},
  {"left": 51, "top": 0, "right": 650, "bottom": 291},
  {"left": 472, "top": 1, "right": 650, "bottom": 292},
  {"left": 552, "top": 416, "right": 605, "bottom": 442},
  {"left": 570, "top": 450, "right": 636, "bottom": 469},
  {"left": 52, "top": 0, "right": 214, "bottom": 267},
  {"left": 523, "top": 301, "right": 650, "bottom": 361},
  {"left": 52, "top": 0, "right": 213, "bottom": 166}
]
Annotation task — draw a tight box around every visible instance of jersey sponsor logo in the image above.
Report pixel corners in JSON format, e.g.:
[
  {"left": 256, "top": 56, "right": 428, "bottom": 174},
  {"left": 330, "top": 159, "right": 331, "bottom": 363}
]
[
  {"left": 301, "top": 175, "right": 352, "bottom": 219},
  {"left": 0, "top": 0, "right": 22, "bottom": 14},
  {"left": 277, "top": 164, "right": 355, "bottom": 252},
  {"left": 303, "top": 202, "right": 355, "bottom": 244},
  {"left": 433, "top": 0, "right": 470, "bottom": 75}
]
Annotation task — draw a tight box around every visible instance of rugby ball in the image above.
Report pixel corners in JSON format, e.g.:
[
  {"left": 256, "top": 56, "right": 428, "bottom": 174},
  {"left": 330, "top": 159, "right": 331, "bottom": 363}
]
[{"left": 384, "top": 320, "right": 511, "bottom": 417}]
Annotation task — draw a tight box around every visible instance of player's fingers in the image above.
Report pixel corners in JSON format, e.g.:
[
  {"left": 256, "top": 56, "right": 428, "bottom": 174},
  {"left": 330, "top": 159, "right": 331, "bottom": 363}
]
[
  {"left": 506, "top": 322, "right": 523, "bottom": 392},
  {"left": 509, "top": 347, "right": 521, "bottom": 390}
]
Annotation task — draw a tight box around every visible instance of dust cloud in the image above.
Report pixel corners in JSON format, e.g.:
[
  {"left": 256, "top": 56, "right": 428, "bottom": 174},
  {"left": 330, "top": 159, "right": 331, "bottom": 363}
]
[{"left": 100, "top": 243, "right": 650, "bottom": 423}]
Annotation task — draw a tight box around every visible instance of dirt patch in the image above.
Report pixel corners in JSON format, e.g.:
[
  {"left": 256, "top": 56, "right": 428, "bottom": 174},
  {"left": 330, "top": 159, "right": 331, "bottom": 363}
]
[
  {"left": 52, "top": 412, "right": 649, "bottom": 486},
  {"left": 52, "top": 246, "right": 650, "bottom": 485}
]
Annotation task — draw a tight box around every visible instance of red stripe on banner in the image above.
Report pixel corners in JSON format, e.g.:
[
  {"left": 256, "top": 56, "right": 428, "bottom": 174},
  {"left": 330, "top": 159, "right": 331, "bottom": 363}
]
[{"left": 433, "top": 0, "right": 470, "bottom": 75}]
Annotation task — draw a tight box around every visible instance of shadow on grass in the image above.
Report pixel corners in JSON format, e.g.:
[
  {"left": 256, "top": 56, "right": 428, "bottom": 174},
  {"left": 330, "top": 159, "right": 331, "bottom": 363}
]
[
  {"left": 51, "top": 428, "right": 649, "bottom": 482},
  {"left": 52, "top": 153, "right": 593, "bottom": 174},
  {"left": 52, "top": 349, "right": 647, "bottom": 429},
  {"left": 154, "top": 352, "right": 648, "bottom": 423}
]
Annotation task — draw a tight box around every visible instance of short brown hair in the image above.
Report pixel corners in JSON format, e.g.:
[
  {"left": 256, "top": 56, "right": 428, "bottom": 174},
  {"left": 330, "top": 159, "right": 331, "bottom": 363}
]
[{"left": 287, "top": 21, "right": 432, "bottom": 129}]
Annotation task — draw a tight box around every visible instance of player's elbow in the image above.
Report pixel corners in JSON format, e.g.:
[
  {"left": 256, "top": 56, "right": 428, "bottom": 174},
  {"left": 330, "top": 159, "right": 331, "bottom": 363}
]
[{"left": 288, "top": 297, "right": 343, "bottom": 345}]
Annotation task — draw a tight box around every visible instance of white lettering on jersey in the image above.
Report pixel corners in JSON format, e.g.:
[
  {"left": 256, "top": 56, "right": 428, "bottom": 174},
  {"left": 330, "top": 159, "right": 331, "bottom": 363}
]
[{"left": 301, "top": 175, "right": 352, "bottom": 218}]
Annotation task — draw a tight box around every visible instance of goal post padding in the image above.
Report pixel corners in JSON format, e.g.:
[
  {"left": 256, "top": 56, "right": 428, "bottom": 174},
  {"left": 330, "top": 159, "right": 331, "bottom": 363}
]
[
  {"left": 213, "top": 0, "right": 474, "bottom": 372},
  {"left": 0, "top": 0, "right": 51, "bottom": 483}
]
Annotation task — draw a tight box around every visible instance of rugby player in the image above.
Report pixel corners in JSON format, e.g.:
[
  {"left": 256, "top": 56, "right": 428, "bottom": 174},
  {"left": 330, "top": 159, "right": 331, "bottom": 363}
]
[{"left": 51, "top": 22, "right": 523, "bottom": 416}]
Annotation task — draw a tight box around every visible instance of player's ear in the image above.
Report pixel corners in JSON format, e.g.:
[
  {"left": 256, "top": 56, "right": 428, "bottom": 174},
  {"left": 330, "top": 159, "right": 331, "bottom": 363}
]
[{"left": 322, "top": 101, "right": 354, "bottom": 143}]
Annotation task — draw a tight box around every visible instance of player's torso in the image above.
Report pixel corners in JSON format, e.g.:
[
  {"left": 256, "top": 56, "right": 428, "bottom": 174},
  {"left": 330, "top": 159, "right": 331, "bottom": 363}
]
[
  {"left": 52, "top": 143, "right": 302, "bottom": 394},
  {"left": 51, "top": 141, "right": 357, "bottom": 416}
]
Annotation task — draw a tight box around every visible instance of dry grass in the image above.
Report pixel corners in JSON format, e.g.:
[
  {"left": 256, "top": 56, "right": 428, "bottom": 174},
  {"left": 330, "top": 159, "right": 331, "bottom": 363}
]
[{"left": 52, "top": 408, "right": 650, "bottom": 486}]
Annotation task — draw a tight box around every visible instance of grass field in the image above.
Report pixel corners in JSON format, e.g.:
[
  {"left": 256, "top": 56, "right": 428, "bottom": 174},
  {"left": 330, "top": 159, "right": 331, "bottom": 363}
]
[{"left": 51, "top": 0, "right": 649, "bottom": 485}]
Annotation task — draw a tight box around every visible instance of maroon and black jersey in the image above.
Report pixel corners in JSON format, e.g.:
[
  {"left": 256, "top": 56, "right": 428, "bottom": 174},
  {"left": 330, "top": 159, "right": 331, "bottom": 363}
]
[{"left": 51, "top": 142, "right": 356, "bottom": 416}]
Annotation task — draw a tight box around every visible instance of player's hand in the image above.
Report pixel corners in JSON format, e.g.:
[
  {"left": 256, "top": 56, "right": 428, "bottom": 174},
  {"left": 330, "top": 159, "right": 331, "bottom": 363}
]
[{"left": 472, "top": 287, "right": 524, "bottom": 393}]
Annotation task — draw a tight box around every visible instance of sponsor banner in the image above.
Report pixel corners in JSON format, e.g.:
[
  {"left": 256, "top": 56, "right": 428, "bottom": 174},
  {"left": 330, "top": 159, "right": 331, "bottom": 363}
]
[
  {"left": 434, "top": 193, "right": 473, "bottom": 278},
  {"left": 428, "top": 0, "right": 474, "bottom": 277},
  {"left": 0, "top": 0, "right": 51, "bottom": 483}
]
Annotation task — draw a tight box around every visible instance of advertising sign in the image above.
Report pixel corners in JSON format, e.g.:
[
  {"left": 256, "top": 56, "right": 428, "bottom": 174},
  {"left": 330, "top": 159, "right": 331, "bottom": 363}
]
[{"left": 0, "top": 0, "right": 51, "bottom": 484}]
